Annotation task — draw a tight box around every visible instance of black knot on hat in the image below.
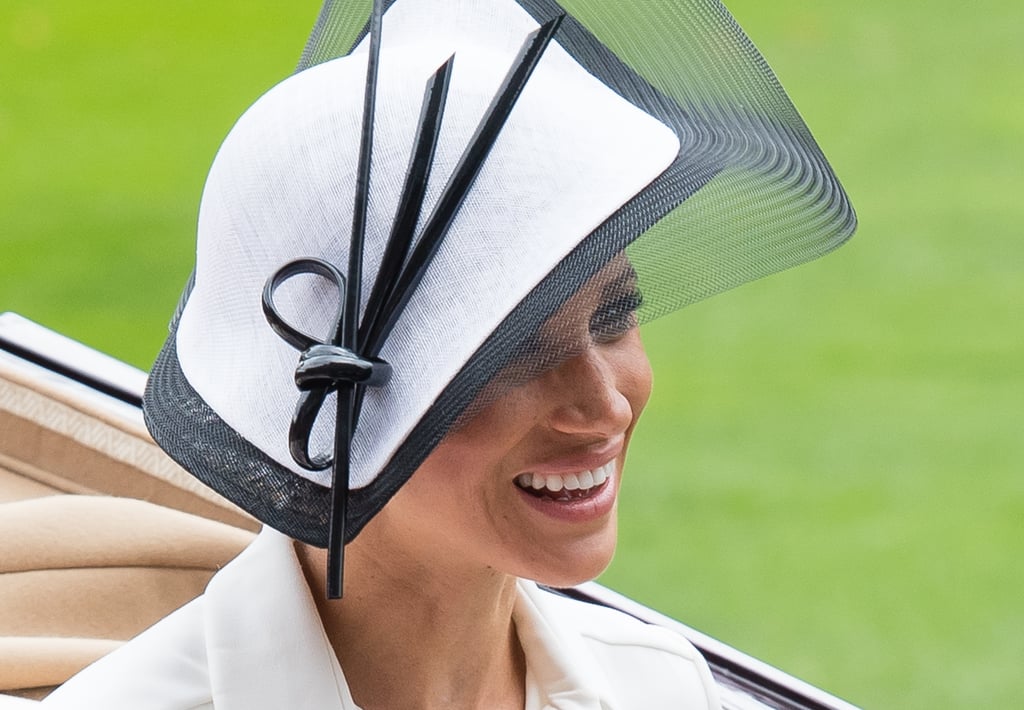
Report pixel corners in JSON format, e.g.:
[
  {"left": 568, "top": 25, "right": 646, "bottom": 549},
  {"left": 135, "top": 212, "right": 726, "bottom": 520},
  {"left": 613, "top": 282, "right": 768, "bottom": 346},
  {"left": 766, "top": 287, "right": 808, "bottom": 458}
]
[{"left": 143, "top": 0, "right": 856, "bottom": 597}]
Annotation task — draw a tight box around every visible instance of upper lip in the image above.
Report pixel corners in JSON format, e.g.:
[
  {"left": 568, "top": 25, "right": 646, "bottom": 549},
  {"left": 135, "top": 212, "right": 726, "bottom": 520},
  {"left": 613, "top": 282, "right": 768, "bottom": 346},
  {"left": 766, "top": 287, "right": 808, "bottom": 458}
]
[{"left": 518, "top": 437, "right": 624, "bottom": 477}]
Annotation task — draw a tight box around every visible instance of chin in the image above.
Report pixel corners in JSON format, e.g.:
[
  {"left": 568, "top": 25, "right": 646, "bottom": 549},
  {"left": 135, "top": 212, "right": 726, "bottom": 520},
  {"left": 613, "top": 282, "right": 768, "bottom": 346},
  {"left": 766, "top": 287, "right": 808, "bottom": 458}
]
[{"left": 521, "top": 526, "right": 618, "bottom": 589}]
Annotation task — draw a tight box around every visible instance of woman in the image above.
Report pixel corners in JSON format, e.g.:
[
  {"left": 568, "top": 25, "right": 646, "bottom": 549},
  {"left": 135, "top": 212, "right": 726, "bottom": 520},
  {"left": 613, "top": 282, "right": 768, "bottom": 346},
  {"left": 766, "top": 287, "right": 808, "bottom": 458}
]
[{"left": 37, "top": 0, "right": 855, "bottom": 707}]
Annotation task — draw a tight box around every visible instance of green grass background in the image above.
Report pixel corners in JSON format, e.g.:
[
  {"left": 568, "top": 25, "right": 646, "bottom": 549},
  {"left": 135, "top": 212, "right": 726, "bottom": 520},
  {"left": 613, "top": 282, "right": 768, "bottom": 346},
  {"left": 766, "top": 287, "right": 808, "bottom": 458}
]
[{"left": 1, "top": 2, "right": 1020, "bottom": 707}]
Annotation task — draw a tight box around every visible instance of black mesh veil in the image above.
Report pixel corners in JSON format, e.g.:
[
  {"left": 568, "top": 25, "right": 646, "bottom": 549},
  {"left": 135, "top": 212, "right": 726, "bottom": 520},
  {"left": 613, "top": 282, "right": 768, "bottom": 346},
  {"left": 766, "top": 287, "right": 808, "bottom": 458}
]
[{"left": 144, "top": 0, "right": 855, "bottom": 564}]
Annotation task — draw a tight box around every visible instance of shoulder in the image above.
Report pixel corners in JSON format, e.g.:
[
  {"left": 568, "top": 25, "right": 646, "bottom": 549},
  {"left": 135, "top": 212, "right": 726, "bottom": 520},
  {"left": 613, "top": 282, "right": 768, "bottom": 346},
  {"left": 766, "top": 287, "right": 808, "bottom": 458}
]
[
  {"left": 523, "top": 583, "right": 721, "bottom": 709},
  {"left": 537, "top": 585, "right": 705, "bottom": 656}
]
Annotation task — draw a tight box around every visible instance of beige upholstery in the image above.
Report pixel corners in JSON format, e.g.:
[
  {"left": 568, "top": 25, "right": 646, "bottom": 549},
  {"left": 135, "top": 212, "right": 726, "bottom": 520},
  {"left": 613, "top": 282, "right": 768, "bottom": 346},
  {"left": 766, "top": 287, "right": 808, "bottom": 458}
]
[
  {"left": 0, "top": 496, "right": 256, "bottom": 698},
  {"left": 0, "top": 355, "right": 258, "bottom": 530},
  {"left": 0, "top": 355, "right": 259, "bottom": 699}
]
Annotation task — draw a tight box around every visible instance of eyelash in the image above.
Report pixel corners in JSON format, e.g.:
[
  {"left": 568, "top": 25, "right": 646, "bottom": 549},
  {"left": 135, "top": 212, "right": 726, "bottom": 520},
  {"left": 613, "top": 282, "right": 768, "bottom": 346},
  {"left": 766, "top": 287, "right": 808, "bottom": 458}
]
[
  {"left": 513, "top": 288, "right": 644, "bottom": 363},
  {"left": 589, "top": 290, "right": 643, "bottom": 343}
]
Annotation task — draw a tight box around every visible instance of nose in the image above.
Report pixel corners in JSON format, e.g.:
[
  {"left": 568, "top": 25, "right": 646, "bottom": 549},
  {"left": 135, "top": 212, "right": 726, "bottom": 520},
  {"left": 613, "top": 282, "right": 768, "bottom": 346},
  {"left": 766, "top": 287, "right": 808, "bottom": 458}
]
[{"left": 545, "top": 348, "right": 634, "bottom": 438}]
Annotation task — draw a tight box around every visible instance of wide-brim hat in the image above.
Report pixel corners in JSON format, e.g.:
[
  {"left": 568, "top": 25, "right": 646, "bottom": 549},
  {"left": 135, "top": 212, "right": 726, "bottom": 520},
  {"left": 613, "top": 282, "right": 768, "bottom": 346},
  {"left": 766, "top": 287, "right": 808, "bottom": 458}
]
[{"left": 144, "top": 0, "right": 855, "bottom": 581}]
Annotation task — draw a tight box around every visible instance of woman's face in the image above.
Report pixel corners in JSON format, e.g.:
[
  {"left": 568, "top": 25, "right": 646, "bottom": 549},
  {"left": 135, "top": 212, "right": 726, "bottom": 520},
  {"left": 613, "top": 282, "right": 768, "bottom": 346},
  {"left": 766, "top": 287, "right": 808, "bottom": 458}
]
[{"left": 370, "top": 261, "right": 653, "bottom": 587}]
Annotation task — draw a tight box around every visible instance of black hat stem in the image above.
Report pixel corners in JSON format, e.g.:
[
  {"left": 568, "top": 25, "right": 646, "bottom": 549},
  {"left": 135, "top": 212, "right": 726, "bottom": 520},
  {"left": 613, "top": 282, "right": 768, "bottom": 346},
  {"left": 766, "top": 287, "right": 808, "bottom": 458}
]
[
  {"left": 264, "top": 9, "right": 565, "bottom": 601},
  {"left": 327, "top": 0, "right": 385, "bottom": 600},
  {"left": 359, "top": 56, "right": 455, "bottom": 351},
  {"left": 364, "top": 15, "right": 565, "bottom": 355}
]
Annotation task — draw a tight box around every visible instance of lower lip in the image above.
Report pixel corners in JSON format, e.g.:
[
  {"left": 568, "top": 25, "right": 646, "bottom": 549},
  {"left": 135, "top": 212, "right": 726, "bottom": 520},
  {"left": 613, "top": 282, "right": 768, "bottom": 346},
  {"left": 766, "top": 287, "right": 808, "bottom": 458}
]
[{"left": 514, "top": 470, "right": 618, "bottom": 524}]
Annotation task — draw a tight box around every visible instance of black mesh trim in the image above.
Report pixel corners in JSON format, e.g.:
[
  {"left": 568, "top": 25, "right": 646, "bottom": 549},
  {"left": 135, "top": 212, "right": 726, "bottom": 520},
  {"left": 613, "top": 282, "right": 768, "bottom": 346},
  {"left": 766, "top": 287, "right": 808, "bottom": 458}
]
[
  {"left": 145, "top": 331, "right": 330, "bottom": 544},
  {"left": 144, "top": 0, "right": 854, "bottom": 545}
]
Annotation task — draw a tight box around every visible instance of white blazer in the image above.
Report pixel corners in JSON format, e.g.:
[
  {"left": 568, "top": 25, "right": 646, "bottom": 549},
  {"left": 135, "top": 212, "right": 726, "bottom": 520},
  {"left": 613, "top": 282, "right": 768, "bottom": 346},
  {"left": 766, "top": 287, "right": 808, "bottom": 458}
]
[{"left": 34, "top": 529, "right": 721, "bottom": 709}]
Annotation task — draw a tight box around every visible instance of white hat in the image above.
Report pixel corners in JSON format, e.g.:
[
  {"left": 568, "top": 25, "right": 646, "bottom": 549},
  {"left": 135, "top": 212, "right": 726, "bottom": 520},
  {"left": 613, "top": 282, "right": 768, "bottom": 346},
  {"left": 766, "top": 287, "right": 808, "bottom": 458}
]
[{"left": 144, "top": 0, "right": 855, "bottom": 593}]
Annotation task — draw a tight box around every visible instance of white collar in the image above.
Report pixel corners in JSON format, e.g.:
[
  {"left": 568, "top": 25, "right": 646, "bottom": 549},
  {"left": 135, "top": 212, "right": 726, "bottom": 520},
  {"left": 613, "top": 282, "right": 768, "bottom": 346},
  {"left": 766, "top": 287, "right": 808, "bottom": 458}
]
[
  {"left": 202, "top": 528, "right": 617, "bottom": 709},
  {"left": 202, "top": 528, "right": 356, "bottom": 709},
  {"left": 514, "top": 580, "right": 616, "bottom": 709}
]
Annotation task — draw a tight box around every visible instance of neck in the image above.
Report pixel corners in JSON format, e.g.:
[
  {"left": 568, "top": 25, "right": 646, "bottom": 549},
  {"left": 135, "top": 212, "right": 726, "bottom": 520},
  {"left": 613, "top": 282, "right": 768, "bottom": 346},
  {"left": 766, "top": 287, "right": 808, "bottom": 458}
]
[{"left": 296, "top": 516, "right": 527, "bottom": 710}]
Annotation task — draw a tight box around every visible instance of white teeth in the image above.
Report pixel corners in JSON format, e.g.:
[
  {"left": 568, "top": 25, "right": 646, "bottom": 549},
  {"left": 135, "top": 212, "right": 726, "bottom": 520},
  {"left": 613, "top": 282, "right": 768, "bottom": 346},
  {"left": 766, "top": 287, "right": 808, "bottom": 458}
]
[
  {"left": 578, "top": 470, "right": 594, "bottom": 489},
  {"left": 515, "top": 463, "right": 614, "bottom": 493},
  {"left": 515, "top": 473, "right": 545, "bottom": 490}
]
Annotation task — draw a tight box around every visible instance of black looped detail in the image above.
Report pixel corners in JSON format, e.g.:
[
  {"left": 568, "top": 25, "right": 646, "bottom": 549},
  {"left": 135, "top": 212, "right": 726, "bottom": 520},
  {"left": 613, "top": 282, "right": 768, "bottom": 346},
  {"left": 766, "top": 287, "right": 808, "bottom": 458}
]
[
  {"left": 263, "top": 8, "right": 563, "bottom": 599},
  {"left": 295, "top": 343, "right": 392, "bottom": 390},
  {"left": 262, "top": 257, "right": 392, "bottom": 472}
]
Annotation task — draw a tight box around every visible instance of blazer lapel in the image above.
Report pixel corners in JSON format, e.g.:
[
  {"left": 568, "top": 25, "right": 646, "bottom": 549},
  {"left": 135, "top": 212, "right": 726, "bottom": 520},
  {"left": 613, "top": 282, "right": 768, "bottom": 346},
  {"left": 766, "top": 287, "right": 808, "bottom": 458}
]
[
  {"left": 202, "top": 528, "right": 358, "bottom": 710},
  {"left": 515, "top": 580, "right": 615, "bottom": 710}
]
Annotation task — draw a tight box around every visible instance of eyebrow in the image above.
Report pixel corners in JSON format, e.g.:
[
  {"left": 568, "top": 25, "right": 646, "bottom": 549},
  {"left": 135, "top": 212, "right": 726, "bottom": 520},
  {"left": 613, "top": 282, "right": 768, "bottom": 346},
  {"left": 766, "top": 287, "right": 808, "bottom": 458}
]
[{"left": 600, "top": 263, "right": 639, "bottom": 300}]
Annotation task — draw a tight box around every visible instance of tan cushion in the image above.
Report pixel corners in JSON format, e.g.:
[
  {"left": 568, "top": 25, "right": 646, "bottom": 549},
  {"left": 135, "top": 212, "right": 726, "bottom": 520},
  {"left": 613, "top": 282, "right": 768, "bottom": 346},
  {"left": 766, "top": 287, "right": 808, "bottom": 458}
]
[
  {"left": 0, "top": 637, "right": 121, "bottom": 697},
  {"left": 0, "top": 495, "right": 256, "bottom": 695},
  {"left": 0, "top": 356, "right": 257, "bottom": 531}
]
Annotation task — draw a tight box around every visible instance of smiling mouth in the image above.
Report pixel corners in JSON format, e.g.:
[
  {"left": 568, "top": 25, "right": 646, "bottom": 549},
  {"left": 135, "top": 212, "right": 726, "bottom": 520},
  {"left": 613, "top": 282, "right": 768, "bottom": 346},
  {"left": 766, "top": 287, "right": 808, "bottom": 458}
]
[{"left": 514, "top": 461, "right": 614, "bottom": 502}]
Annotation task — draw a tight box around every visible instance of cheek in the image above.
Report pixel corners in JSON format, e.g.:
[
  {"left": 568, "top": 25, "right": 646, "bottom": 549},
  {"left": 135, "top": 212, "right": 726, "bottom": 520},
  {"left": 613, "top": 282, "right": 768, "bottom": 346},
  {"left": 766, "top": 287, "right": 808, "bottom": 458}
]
[
  {"left": 403, "top": 439, "right": 477, "bottom": 497},
  {"left": 401, "top": 407, "right": 521, "bottom": 502},
  {"left": 635, "top": 358, "right": 653, "bottom": 416},
  {"left": 385, "top": 444, "right": 485, "bottom": 543},
  {"left": 443, "top": 383, "right": 542, "bottom": 451}
]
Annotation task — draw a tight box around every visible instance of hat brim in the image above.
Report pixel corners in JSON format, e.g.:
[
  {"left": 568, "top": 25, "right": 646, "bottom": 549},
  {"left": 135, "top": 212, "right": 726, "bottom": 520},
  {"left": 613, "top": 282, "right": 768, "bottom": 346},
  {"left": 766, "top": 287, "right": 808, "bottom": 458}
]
[{"left": 144, "top": 0, "right": 855, "bottom": 546}]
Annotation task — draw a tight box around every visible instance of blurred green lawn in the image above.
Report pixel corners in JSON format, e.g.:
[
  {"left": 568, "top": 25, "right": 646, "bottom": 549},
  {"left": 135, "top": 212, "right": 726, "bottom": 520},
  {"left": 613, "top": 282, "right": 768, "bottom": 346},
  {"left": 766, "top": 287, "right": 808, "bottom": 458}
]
[{"left": 1, "top": 1, "right": 1021, "bottom": 708}]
